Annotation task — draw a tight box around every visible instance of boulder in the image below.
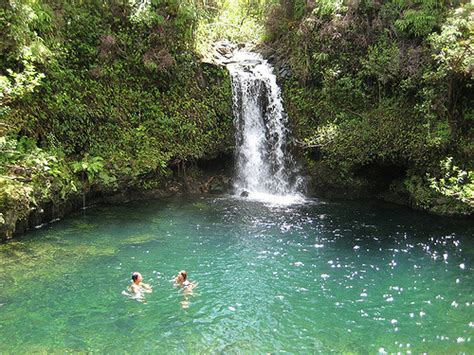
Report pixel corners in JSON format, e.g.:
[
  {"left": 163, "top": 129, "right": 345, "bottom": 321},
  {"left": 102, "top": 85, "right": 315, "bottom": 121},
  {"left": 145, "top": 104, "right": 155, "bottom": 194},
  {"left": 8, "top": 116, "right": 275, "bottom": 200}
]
[{"left": 240, "top": 190, "right": 249, "bottom": 197}]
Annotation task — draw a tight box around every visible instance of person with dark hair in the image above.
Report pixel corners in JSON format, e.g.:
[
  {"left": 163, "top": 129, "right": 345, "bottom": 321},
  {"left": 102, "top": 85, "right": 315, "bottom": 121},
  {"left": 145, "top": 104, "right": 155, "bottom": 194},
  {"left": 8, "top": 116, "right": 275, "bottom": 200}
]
[
  {"left": 129, "top": 272, "right": 152, "bottom": 295},
  {"left": 174, "top": 270, "right": 197, "bottom": 308},
  {"left": 175, "top": 270, "right": 196, "bottom": 289},
  {"left": 175, "top": 270, "right": 188, "bottom": 286}
]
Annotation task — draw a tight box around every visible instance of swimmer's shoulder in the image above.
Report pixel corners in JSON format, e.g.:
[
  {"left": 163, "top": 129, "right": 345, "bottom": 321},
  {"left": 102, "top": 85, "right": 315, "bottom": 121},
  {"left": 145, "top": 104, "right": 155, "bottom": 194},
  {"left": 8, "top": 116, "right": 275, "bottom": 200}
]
[{"left": 129, "top": 283, "right": 140, "bottom": 293}]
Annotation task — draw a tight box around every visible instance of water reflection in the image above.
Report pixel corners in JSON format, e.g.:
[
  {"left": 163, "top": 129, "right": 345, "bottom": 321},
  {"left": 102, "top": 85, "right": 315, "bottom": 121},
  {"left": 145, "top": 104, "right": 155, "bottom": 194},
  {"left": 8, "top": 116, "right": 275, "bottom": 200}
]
[{"left": 0, "top": 196, "right": 472, "bottom": 353}]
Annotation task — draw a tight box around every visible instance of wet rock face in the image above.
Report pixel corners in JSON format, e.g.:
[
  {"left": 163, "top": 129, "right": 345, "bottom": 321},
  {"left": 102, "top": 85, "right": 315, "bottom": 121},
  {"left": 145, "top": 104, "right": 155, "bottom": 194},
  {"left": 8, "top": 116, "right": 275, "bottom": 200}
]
[
  {"left": 207, "top": 175, "right": 232, "bottom": 194},
  {"left": 205, "top": 41, "right": 249, "bottom": 66},
  {"left": 216, "top": 43, "right": 234, "bottom": 57},
  {"left": 240, "top": 190, "right": 249, "bottom": 197},
  {"left": 1, "top": 195, "right": 84, "bottom": 241}
]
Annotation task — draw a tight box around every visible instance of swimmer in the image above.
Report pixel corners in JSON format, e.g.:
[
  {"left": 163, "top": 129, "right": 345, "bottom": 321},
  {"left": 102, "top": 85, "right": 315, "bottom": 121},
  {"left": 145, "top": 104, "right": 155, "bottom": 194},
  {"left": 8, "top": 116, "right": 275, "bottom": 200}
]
[
  {"left": 129, "top": 272, "right": 153, "bottom": 295},
  {"left": 175, "top": 270, "right": 198, "bottom": 308},
  {"left": 175, "top": 270, "right": 197, "bottom": 292}
]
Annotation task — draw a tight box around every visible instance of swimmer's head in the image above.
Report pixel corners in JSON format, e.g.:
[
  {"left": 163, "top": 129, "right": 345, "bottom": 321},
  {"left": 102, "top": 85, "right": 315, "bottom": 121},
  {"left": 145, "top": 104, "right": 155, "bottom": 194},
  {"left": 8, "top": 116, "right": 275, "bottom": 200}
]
[
  {"left": 132, "top": 272, "right": 143, "bottom": 283},
  {"left": 177, "top": 270, "right": 187, "bottom": 282}
]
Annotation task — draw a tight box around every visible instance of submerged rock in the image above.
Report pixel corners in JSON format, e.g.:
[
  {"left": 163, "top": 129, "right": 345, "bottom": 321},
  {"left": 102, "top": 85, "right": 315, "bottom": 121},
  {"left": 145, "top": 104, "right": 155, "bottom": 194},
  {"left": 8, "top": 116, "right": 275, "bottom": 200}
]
[{"left": 240, "top": 190, "right": 249, "bottom": 197}]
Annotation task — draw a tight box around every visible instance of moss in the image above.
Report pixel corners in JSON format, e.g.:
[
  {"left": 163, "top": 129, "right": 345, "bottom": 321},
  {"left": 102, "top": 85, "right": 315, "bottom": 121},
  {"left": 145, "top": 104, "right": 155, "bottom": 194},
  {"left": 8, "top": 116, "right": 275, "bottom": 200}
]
[
  {"left": 123, "top": 234, "right": 159, "bottom": 245},
  {"left": 0, "top": 178, "right": 33, "bottom": 238}
]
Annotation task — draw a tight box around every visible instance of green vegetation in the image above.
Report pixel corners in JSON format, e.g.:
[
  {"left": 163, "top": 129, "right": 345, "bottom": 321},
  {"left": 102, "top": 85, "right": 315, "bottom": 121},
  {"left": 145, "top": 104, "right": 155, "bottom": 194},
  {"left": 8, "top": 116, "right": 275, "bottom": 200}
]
[
  {"left": 1, "top": 0, "right": 235, "bottom": 237},
  {"left": 195, "top": 0, "right": 276, "bottom": 54},
  {"left": 1, "top": 0, "right": 472, "bottom": 238},
  {"left": 264, "top": 0, "right": 473, "bottom": 215}
]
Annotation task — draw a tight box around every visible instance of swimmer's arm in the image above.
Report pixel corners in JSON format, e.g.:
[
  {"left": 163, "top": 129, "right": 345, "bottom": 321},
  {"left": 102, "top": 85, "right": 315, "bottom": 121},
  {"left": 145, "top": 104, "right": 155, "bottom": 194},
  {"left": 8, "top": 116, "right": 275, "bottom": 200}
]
[
  {"left": 141, "top": 282, "right": 153, "bottom": 292},
  {"left": 184, "top": 281, "right": 198, "bottom": 292},
  {"left": 129, "top": 284, "right": 140, "bottom": 294}
]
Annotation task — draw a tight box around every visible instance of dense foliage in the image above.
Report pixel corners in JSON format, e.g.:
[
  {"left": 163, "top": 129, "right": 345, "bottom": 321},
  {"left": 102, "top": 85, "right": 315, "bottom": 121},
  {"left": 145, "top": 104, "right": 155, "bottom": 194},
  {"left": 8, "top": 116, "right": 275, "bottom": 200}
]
[
  {"left": 263, "top": 0, "right": 473, "bottom": 215},
  {"left": 1, "top": 0, "right": 235, "bottom": 237}
]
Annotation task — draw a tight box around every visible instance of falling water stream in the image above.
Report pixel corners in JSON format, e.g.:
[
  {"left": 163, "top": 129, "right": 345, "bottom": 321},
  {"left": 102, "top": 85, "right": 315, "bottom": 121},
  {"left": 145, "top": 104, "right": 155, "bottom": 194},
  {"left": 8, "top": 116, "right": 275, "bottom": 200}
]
[
  {"left": 227, "top": 51, "right": 303, "bottom": 204},
  {"left": 0, "top": 50, "right": 472, "bottom": 353}
]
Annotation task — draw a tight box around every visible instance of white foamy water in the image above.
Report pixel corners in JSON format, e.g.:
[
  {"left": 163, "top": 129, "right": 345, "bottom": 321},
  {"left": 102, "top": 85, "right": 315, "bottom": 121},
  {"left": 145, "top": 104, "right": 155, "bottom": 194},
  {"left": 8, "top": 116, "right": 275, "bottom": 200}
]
[{"left": 227, "top": 51, "right": 304, "bottom": 204}]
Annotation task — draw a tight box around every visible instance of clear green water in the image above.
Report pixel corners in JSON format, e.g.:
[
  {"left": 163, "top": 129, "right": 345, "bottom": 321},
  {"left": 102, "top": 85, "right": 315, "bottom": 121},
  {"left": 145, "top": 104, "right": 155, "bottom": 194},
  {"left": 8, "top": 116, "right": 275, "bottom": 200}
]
[{"left": 0, "top": 196, "right": 473, "bottom": 353}]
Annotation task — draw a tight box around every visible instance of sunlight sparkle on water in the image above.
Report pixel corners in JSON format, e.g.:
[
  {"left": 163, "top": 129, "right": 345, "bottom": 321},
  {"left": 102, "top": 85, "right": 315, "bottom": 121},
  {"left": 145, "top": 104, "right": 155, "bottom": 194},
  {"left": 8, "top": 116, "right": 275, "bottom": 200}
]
[{"left": 0, "top": 196, "right": 472, "bottom": 353}]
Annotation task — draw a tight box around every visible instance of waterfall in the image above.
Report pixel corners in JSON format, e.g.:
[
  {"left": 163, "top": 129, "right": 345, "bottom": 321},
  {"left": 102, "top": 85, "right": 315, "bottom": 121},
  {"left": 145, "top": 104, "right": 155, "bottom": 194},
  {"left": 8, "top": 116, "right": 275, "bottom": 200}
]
[{"left": 227, "top": 51, "right": 304, "bottom": 204}]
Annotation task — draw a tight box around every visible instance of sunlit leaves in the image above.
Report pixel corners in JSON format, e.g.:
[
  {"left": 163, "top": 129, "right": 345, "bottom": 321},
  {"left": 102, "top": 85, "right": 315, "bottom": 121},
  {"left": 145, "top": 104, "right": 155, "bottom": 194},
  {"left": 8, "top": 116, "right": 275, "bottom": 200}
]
[
  {"left": 428, "top": 157, "right": 474, "bottom": 207},
  {"left": 195, "top": 0, "right": 275, "bottom": 54},
  {"left": 395, "top": 9, "right": 440, "bottom": 37},
  {"left": 429, "top": 4, "right": 473, "bottom": 77}
]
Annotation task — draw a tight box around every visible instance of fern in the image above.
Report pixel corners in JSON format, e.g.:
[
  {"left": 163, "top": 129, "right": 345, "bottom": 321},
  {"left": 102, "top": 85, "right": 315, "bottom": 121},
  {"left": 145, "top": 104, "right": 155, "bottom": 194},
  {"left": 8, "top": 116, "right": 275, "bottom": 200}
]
[{"left": 395, "top": 9, "right": 440, "bottom": 37}]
